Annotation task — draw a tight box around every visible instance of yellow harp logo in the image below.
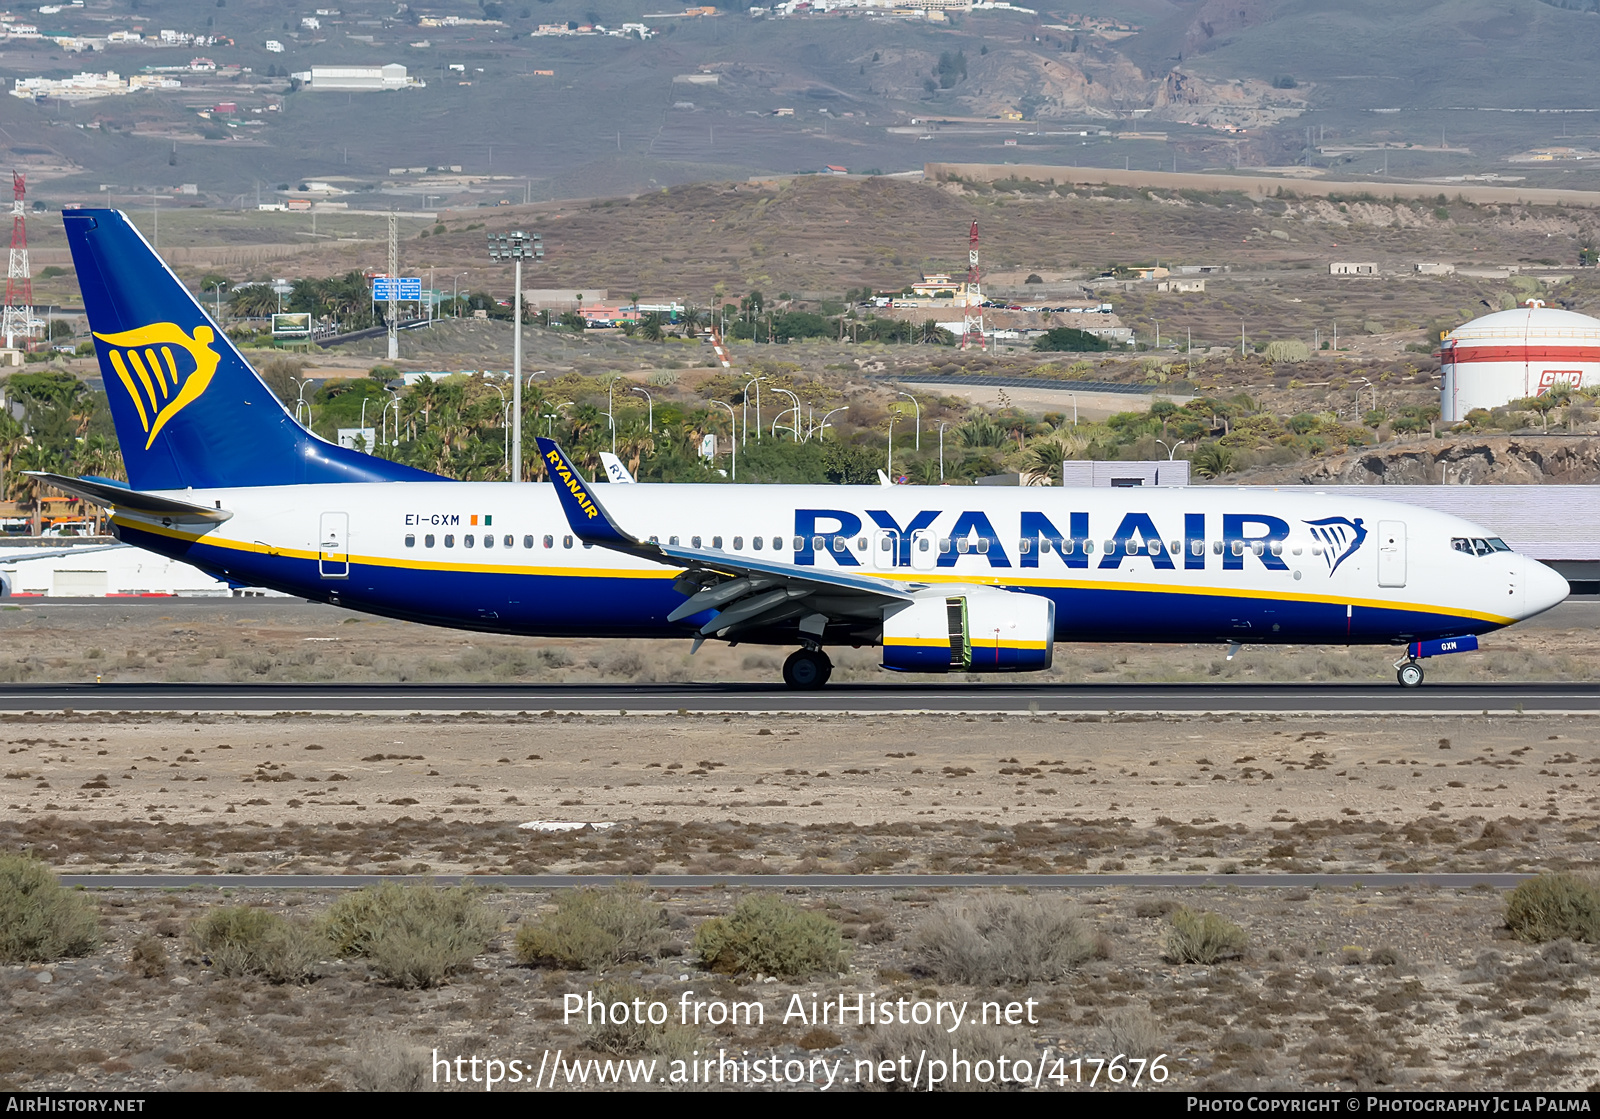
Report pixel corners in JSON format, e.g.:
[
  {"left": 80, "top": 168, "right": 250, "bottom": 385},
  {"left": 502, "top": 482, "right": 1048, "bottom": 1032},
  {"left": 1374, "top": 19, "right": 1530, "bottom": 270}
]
[{"left": 92, "top": 323, "right": 222, "bottom": 450}]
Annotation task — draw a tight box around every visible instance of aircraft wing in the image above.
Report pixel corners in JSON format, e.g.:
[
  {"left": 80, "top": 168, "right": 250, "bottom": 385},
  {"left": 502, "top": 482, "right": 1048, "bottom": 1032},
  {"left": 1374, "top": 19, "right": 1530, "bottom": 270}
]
[
  {"left": 535, "top": 438, "right": 909, "bottom": 641},
  {"left": 24, "top": 472, "right": 233, "bottom": 525}
]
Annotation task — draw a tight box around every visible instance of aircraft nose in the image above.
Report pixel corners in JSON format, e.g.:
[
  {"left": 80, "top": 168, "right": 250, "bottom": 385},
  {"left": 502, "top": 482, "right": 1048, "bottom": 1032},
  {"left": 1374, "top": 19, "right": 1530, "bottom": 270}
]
[{"left": 1522, "top": 556, "right": 1569, "bottom": 618}]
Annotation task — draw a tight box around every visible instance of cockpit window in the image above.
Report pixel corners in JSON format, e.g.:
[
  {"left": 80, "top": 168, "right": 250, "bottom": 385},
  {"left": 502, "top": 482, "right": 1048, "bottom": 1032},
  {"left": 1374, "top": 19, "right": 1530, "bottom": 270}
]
[{"left": 1453, "top": 536, "right": 1513, "bottom": 556}]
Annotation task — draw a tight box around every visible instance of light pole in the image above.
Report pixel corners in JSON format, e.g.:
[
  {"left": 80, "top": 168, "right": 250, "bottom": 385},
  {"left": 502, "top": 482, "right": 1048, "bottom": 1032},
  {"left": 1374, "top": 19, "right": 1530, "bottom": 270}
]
[
  {"left": 818, "top": 405, "right": 847, "bottom": 440},
  {"left": 1156, "top": 438, "right": 1186, "bottom": 461},
  {"left": 938, "top": 420, "right": 952, "bottom": 481},
  {"left": 742, "top": 375, "right": 762, "bottom": 446},
  {"left": 606, "top": 379, "right": 617, "bottom": 455},
  {"left": 897, "top": 391, "right": 921, "bottom": 450},
  {"left": 631, "top": 385, "right": 653, "bottom": 432},
  {"left": 544, "top": 401, "right": 572, "bottom": 437},
  {"left": 205, "top": 281, "right": 227, "bottom": 326},
  {"left": 1354, "top": 376, "right": 1377, "bottom": 415},
  {"left": 487, "top": 230, "right": 543, "bottom": 481},
  {"left": 453, "top": 272, "right": 467, "bottom": 317},
  {"left": 710, "top": 399, "right": 736, "bottom": 481},
  {"left": 771, "top": 387, "right": 801, "bottom": 440},
  {"left": 887, "top": 414, "right": 896, "bottom": 479},
  {"left": 291, "top": 377, "right": 313, "bottom": 429}
]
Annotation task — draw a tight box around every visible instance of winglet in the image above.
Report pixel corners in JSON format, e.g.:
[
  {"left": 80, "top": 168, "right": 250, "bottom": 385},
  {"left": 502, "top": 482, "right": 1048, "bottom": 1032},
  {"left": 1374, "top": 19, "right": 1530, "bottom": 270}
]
[{"left": 535, "top": 438, "right": 646, "bottom": 551}]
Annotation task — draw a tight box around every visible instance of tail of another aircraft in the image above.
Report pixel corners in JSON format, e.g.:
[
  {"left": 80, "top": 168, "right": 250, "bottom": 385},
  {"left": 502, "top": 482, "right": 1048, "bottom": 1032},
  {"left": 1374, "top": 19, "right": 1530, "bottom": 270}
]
[{"left": 63, "top": 208, "right": 444, "bottom": 490}]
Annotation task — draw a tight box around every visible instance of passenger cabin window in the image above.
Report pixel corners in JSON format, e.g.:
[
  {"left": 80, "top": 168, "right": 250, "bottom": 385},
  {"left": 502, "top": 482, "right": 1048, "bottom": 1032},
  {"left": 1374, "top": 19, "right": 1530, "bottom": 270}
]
[
  {"left": 563, "top": 535, "right": 573, "bottom": 549},
  {"left": 504, "top": 535, "right": 513, "bottom": 548},
  {"left": 482, "top": 534, "right": 493, "bottom": 549},
  {"left": 732, "top": 536, "right": 743, "bottom": 551},
  {"left": 669, "top": 536, "right": 680, "bottom": 546},
  {"left": 425, "top": 534, "right": 436, "bottom": 548},
  {"left": 464, "top": 534, "right": 475, "bottom": 548},
  {"left": 775, "top": 537, "right": 785, "bottom": 551},
  {"left": 1018, "top": 538, "right": 1032, "bottom": 555},
  {"left": 405, "top": 534, "right": 415, "bottom": 548},
  {"left": 692, "top": 536, "right": 702, "bottom": 548},
  {"left": 712, "top": 536, "right": 723, "bottom": 550},
  {"left": 753, "top": 536, "right": 763, "bottom": 551},
  {"left": 524, "top": 535, "right": 535, "bottom": 549},
  {"left": 444, "top": 535, "right": 455, "bottom": 548},
  {"left": 543, "top": 535, "right": 554, "bottom": 549}
]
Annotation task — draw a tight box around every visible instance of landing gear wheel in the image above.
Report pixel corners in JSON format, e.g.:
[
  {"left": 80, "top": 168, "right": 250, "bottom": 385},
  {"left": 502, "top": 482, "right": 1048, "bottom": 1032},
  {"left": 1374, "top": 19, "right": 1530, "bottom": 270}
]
[
  {"left": 783, "top": 649, "right": 832, "bottom": 690},
  {"left": 1396, "top": 662, "right": 1424, "bottom": 688}
]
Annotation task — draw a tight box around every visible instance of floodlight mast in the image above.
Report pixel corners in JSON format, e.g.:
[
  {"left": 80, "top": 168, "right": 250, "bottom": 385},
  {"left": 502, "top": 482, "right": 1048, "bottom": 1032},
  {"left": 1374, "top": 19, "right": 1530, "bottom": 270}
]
[{"left": 488, "top": 230, "right": 543, "bottom": 481}]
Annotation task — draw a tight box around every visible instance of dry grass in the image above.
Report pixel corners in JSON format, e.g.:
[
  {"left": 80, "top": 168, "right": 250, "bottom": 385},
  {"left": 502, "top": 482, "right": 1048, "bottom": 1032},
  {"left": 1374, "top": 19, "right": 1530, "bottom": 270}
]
[
  {"left": 583, "top": 980, "right": 700, "bottom": 1060},
  {"left": 911, "top": 893, "right": 1096, "bottom": 985},
  {"left": 1165, "top": 906, "right": 1248, "bottom": 964}
]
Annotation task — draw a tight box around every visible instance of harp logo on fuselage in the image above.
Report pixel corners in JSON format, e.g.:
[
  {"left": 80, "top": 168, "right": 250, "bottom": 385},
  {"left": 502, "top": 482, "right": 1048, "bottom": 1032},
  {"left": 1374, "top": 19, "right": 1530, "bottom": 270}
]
[{"left": 92, "top": 322, "right": 222, "bottom": 450}]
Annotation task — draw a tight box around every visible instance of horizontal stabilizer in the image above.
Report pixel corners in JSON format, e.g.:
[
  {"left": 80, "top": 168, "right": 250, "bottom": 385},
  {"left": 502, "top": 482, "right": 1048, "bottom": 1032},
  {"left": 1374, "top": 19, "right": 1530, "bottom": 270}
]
[{"left": 25, "top": 472, "right": 232, "bottom": 524}]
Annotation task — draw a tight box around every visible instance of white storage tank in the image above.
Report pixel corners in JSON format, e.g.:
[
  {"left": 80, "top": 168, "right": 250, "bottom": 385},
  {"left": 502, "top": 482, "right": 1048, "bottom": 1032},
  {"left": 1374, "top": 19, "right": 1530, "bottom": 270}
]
[{"left": 1440, "top": 299, "right": 1600, "bottom": 422}]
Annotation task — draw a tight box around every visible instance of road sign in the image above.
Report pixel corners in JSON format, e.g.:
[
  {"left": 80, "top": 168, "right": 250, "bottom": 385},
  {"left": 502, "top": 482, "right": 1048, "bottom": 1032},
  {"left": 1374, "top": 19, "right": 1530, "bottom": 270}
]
[{"left": 372, "top": 276, "right": 422, "bottom": 301}]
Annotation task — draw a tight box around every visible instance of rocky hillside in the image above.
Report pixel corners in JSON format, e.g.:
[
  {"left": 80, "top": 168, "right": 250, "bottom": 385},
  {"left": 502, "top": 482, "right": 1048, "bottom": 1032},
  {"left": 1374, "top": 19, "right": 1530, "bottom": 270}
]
[{"left": 1232, "top": 435, "right": 1600, "bottom": 486}]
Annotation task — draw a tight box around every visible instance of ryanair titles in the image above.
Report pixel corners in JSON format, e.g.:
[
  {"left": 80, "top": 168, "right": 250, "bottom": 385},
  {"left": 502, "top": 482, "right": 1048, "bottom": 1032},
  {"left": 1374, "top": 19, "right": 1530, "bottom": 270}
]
[
  {"left": 544, "top": 449, "right": 601, "bottom": 521},
  {"left": 792, "top": 508, "right": 1367, "bottom": 575}
]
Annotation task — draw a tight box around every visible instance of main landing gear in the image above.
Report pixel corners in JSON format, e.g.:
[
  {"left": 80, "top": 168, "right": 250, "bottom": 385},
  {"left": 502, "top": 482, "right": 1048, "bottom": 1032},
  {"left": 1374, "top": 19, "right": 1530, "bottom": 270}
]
[
  {"left": 1395, "top": 659, "right": 1424, "bottom": 688},
  {"left": 782, "top": 648, "right": 833, "bottom": 690}
]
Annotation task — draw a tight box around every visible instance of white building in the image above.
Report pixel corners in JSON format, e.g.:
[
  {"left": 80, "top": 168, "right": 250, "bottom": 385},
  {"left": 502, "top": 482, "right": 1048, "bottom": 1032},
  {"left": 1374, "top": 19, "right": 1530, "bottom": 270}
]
[
  {"left": 0, "top": 543, "right": 284, "bottom": 598},
  {"left": 305, "top": 64, "right": 420, "bottom": 91}
]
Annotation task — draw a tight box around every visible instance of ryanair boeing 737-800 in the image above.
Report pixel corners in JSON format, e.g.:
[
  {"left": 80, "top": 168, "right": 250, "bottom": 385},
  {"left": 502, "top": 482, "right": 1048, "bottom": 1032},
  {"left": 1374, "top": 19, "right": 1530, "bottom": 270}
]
[{"left": 30, "top": 209, "right": 1570, "bottom": 688}]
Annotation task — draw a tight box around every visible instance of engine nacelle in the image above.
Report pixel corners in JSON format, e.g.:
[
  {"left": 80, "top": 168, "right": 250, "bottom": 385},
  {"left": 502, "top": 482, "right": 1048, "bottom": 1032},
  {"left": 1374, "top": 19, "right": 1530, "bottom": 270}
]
[{"left": 881, "top": 587, "right": 1055, "bottom": 673}]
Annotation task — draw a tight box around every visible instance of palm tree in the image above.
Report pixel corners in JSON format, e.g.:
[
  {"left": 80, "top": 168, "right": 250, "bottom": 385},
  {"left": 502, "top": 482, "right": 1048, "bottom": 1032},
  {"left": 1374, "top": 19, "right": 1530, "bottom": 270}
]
[
  {"left": 639, "top": 312, "right": 665, "bottom": 343},
  {"left": 678, "top": 304, "right": 706, "bottom": 338}
]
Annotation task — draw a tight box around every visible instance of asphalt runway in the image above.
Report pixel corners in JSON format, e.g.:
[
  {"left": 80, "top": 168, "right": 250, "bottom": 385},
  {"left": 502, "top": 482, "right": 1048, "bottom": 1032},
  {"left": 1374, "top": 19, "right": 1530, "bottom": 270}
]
[
  {"left": 2, "top": 680, "right": 1600, "bottom": 715},
  {"left": 58, "top": 873, "right": 1531, "bottom": 890}
]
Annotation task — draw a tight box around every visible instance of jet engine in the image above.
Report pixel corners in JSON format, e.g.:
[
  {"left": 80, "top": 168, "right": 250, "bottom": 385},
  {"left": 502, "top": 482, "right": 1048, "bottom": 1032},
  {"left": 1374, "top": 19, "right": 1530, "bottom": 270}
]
[{"left": 880, "top": 587, "right": 1055, "bottom": 673}]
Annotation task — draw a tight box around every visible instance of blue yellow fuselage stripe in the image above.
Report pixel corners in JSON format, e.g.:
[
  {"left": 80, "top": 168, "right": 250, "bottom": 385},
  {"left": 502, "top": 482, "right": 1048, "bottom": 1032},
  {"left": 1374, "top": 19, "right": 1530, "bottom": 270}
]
[{"left": 116, "top": 519, "right": 1507, "bottom": 645}]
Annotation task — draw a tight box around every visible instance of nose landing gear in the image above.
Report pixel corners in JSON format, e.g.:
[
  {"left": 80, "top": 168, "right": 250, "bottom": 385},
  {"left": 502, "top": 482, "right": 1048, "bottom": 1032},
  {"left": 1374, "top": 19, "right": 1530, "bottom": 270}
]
[
  {"left": 782, "top": 648, "right": 833, "bottom": 689},
  {"left": 1395, "top": 659, "right": 1424, "bottom": 688}
]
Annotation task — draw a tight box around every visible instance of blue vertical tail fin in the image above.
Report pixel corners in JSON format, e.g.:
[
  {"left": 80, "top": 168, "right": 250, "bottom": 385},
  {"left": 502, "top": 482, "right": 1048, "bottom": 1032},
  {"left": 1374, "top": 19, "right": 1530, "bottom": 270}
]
[{"left": 63, "top": 208, "right": 445, "bottom": 490}]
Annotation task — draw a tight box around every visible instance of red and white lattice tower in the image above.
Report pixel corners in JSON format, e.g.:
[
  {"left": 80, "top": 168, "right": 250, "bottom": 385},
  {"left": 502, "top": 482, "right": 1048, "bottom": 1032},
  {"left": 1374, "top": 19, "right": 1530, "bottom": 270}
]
[
  {"left": 960, "top": 219, "right": 985, "bottom": 351},
  {"left": 3, "top": 171, "right": 34, "bottom": 349}
]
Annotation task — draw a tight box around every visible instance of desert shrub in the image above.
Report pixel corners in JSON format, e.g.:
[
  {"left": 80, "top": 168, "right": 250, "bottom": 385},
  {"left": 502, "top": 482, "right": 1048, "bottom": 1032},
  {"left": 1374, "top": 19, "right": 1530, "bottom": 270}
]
[
  {"left": 127, "top": 934, "right": 169, "bottom": 978},
  {"left": 0, "top": 854, "right": 99, "bottom": 963},
  {"left": 515, "top": 885, "right": 669, "bottom": 969},
  {"left": 1504, "top": 873, "right": 1600, "bottom": 944},
  {"left": 585, "top": 981, "right": 700, "bottom": 1059},
  {"left": 1103, "top": 1005, "right": 1162, "bottom": 1059},
  {"left": 911, "top": 894, "right": 1094, "bottom": 984},
  {"left": 693, "top": 894, "right": 844, "bottom": 978},
  {"left": 858, "top": 1020, "right": 1019, "bottom": 1092},
  {"left": 1165, "top": 906, "right": 1247, "bottom": 963},
  {"left": 345, "top": 1039, "right": 432, "bottom": 1092},
  {"left": 189, "top": 905, "right": 319, "bottom": 983},
  {"left": 322, "top": 882, "right": 498, "bottom": 988}
]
